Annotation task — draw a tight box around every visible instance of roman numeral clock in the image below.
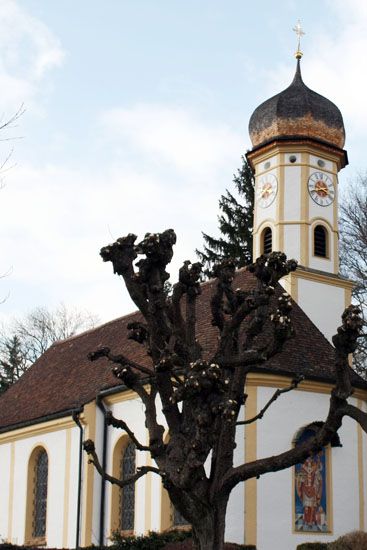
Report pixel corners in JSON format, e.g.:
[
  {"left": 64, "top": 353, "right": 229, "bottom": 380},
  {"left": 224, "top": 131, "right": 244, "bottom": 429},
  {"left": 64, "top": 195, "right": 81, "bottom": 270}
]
[{"left": 308, "top": 172, "right": 335, "bottom": 207}]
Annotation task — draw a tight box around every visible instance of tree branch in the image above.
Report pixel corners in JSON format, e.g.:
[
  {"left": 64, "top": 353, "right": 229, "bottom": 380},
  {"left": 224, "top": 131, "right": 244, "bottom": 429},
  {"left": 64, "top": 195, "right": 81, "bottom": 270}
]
[
  {"left": 83, "top": 439, "right": 160, "bottom": 487},
  {"left": 105, "top": 411, "right": 151, "bottom": 451},
  {"left": 88, "top": 346, "right": 153, "bottom": 377},
  {"left": 236, "top": 376, "right": 304, "bottom": 426}
]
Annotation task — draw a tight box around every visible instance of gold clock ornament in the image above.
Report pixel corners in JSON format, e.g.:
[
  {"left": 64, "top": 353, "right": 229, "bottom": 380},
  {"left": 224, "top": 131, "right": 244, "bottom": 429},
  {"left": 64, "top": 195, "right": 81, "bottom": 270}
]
[
  {"left": 308, "top": 172, "right": 335, "bottom": 207},
  {"left": 257, "top": 173, "right": 278, "bottom": 208}
]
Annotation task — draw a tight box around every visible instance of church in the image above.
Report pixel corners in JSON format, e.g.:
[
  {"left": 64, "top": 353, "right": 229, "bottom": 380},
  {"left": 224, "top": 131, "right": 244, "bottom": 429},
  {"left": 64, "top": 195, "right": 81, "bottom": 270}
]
[{"left": 0, "top": 43, "right": 366, "bottom": 550}]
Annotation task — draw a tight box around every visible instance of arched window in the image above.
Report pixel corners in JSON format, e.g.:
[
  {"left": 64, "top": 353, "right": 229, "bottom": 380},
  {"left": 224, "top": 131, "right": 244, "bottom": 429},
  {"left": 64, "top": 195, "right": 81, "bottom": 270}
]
[
  {"left": 314, "top": 225, "right": 327, "bottom": 257},
  {"left": 33, "top": 449, "right": 48, "bottom": 538},
  {"left": 262, "top": 227, "right": 272, "bottom": 254},
  {"left": 25, "top": 447, "right": 48, "bottom": 543},
  {"left": 119, "top": 442, "right": 136, "bottom": 532}
]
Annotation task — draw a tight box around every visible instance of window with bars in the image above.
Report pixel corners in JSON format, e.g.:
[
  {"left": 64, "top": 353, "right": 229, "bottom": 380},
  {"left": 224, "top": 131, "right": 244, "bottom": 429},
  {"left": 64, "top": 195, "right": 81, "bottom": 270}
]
[
  {"left": 314, "top": 225, "right": 327, "bottom": 257},
  {"left": 263, "top": 227, "right": 272, "bottom": 255},
  {"left": 32, "top": 449, "right": 48, "bottom": 538},
  {"left": 119, "top": 442, "right": 136, "bottom": 532}
]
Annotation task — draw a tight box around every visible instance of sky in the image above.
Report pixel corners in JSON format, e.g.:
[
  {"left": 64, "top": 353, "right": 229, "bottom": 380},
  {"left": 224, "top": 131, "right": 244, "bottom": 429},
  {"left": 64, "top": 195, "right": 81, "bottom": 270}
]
[{"left": 0, "top": 0, "right": 366, "bottom": 326}]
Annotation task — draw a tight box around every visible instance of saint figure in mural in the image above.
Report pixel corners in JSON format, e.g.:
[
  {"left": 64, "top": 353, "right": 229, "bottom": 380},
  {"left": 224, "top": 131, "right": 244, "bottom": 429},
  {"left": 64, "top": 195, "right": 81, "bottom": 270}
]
[{"left": 294, "top": 428, "right": 328, "bottom": 532}]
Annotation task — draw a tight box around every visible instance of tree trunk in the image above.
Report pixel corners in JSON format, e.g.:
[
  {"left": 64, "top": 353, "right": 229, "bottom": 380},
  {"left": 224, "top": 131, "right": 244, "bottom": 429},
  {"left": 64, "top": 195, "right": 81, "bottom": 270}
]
[{"left": 192, "top": 499, "right": 228, "bottom": 550}]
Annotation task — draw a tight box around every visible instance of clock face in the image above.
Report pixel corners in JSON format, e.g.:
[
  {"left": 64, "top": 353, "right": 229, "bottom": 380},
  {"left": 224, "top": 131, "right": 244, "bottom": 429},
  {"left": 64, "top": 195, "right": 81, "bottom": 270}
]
[
  {"left": 257, "top": 174, "right": 278, "bottom": 208},
  {"left": 308, "top": 172, "right": 335, "bottom": 207}
]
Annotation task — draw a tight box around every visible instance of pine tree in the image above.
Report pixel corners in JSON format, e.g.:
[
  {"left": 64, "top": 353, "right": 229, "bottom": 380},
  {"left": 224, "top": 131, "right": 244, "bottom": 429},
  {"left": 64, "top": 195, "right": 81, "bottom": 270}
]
[
  {"left": 0, "top": 335, "right": 27, "bottom": 394},
  {"left": 196, "top": 156, "right": 254, "bottom": 278}
]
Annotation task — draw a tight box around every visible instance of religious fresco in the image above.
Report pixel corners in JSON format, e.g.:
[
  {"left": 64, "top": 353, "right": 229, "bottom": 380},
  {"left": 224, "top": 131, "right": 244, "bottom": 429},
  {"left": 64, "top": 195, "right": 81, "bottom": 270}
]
[{"left": 294, "top": 428, "right": 328, "bottom": 533}]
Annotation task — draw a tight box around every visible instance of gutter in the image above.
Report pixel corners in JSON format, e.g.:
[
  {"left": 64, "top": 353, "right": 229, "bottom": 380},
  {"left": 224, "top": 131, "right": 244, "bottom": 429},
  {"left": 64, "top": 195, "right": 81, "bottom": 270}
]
[
  {"left": 96, "top": 394, "right": 109, "bottom": 546},
  {"left": 0, "top": 406, "right": 83, "bottom": 434},
  {"left": 72, "top": 411, "right": 84, "bottom": 550}
]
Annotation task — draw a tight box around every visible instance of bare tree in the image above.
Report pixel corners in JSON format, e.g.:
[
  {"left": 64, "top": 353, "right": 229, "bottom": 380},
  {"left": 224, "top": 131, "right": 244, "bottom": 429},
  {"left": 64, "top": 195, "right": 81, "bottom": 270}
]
[
  {"left": 0, "top": 304, "right": 98, "bottom": 384},
  {"left": 340, "top": 175, "right": 367, "bottom": 375},
  {"left": 84, "top": 230, "right": 364, "bottom": 550}
]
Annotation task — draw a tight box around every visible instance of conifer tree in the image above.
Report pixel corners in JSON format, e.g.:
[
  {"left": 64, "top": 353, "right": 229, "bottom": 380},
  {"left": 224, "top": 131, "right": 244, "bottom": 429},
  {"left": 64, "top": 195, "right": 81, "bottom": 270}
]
[
  {"left": 196, "top": 156, "right": 254, "bottom": 277},
  {"left": 0, "top": 335, "right": 27, "bottom": 394}
]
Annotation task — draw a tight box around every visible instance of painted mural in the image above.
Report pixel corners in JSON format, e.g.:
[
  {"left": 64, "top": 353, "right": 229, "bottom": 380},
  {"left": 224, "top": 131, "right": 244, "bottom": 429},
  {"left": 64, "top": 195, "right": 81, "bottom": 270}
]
[{"left": 294, "top": 428, "right": 328, "bottom": 533}]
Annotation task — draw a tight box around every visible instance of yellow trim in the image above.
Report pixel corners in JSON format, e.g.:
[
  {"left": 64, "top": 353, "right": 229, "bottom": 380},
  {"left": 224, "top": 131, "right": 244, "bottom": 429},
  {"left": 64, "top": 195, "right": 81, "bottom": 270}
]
[
  {"left": 244, "top": 384, "right": 257, "bottom": 547},
  {"left": 293, "top": 267, "right": 354, "bottom": 291},
  {"left": 144, "top": 431, "right": 152, "bottom": 534},
  {"left": 0, "top": 416, "right": 77, "bottom": 444},
  {"left": 345, "top": 287, "right": 352, "bottom": 309},
  {"left": 81, "top": 401, "right": 97, "bottom": 546},
  {"left": 358, "top": 399, "right": 365, "bottom": 530},
  {"left": 110, "top": 435, "right": 137, "bottom": 537},
  {"left": 311, "top": 222, "right": 331, "bottom": 261},
  {"left": 246, "top": 372, "right": 367, "bottom": 400},
  {"left": 333, "top": 174, "right": 339, "bottom": 273},
  {"left": 62, "top": 428, "right": 72, "bottom": 547},
  {"left": 256, "top": 161, "right": 337, "bottom": 179},
  {"left": 309, "top": 216, "right": 337, "bottom": 233},
  {"left": 247, "top": 141, "right": 346, "bottom": 172},
  {"left": 7, "top": 442, "right": 15, "bottom": 542},
  {"left": 104, "top": 390, "right": 138, "bottom": 406},
  {"left": 24, "top": 445, "right": 49, "bottom": 545},
  {"left": 300, "top": 153, "right": 309, "bottom": 265},
  {"left": 277, "top": 154, "right": 285, "bottom": 251},
  {"left": 160, "top": 485, "right": 172, "bottom": 532}
]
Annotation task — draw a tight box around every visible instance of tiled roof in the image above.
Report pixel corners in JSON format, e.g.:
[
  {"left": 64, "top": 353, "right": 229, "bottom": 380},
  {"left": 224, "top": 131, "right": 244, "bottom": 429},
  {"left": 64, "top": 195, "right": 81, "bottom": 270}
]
[{"left": 0, "top": 269, "right": 365, "bottom": 431}]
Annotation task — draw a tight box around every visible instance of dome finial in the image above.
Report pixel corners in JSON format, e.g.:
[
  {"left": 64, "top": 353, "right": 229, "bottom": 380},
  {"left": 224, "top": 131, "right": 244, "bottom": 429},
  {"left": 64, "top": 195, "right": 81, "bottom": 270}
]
[{"left": 293, "top": 19, "right": 305, "bottom": 59}]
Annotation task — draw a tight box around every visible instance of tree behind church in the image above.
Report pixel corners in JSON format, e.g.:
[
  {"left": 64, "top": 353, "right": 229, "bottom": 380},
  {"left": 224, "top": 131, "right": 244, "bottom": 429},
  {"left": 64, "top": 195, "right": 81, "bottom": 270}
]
[
  {"left": 339, "top": 175, "right": 367, "bottom": 375},
  {"left": 196, "top": 157, "right": 254, "bottom": 278},
  {"left": 0, "top": 304, "right": 98, "bottom": 390}
]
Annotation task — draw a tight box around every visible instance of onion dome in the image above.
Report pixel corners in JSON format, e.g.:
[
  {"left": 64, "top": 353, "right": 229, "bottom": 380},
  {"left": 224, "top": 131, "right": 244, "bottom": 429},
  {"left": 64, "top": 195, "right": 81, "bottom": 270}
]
[{"left": 249, "top": 59, "right": 345, "bottom": 149}]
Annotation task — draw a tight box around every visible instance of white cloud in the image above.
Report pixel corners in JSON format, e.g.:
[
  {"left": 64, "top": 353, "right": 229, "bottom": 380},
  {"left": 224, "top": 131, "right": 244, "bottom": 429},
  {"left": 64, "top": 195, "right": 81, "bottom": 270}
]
[
  {"left": 262, "top": 0, "right": 367, "bottom": 167},
  {"left": 100, "top": 104, "right": 243, "bottom": 180},
  {"left": 0, "top": 100, "right": 244, "bottom": 322},
  {"left": 0, "top": 0, "right": 64, "bottom": 112}
]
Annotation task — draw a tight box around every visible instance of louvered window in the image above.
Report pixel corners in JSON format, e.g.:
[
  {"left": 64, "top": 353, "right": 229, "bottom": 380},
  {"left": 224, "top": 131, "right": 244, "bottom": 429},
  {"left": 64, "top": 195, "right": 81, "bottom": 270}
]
[
  {"left": 314, "top": 225, "right": 327, "bottom": 257},
  {"left": 32, "top": 450, "right": 48, "bottom": 538},
  {"left": 120, "top": 442, "right": 136, "bottom": 531},
  {"left": 263, "top": 227, "right": 272, "bottom": 254}
]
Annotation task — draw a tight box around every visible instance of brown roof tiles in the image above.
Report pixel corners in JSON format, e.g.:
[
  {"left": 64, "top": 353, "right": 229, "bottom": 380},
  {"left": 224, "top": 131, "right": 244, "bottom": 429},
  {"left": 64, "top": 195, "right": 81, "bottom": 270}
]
[{"left": 0, "top": 269, "right": 365, "bottom": 431}]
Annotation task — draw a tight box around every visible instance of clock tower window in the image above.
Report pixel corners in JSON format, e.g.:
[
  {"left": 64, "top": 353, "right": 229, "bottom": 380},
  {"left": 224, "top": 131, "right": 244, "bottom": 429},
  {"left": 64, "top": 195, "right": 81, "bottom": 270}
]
[
  {"left": 314, "top": 225, "right": 328, "bottom": 258},
  {"left": 262, "top": 227, "right": 272, "bottom": 255}
]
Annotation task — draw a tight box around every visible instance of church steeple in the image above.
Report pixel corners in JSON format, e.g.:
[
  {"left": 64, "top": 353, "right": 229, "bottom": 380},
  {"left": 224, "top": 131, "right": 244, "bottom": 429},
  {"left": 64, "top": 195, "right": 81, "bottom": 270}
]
[{"left": 246, "top": 33, "right": 353, "bottom": 343}]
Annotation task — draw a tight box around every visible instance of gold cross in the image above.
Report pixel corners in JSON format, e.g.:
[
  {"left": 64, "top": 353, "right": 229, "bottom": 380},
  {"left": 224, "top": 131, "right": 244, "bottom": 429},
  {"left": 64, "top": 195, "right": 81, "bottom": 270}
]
[{"left": 293, "top": 19, "right": 305, "bottom": 58}]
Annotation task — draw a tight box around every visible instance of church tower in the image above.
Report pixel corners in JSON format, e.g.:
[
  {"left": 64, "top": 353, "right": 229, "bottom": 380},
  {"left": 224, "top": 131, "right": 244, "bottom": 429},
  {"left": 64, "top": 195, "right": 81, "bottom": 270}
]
[{"left": 246, "top": 38, "right": 353, "bottom": 343}]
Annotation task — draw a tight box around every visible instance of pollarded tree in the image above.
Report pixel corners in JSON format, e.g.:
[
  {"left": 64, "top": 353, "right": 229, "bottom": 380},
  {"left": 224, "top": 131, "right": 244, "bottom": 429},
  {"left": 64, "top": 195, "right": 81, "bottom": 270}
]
[
  {"left": 196, "top": 157, "right": 254, "bottom": 277},
  {"left": 84, "top": 230, "right": 364, "bottom": 550}
]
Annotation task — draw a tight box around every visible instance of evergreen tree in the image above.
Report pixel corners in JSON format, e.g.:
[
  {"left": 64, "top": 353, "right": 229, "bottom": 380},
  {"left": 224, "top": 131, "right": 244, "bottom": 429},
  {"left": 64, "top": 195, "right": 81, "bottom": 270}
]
[
  {"left": 196, "top": 156, "right": 254, "bottom": 277},
  {"left": 0, "top": 335, "right": 27, "bottom": 394}
]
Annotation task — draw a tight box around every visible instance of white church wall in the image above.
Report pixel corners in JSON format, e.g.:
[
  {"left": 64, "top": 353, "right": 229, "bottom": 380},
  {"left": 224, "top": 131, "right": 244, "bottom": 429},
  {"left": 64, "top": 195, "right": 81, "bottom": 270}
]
[
  {"left": 0, "top": 443, "right": 11, "bottom": 541},
  {"left": 297, "top": 278, "right": 345, "bottom": 342},
  {"left": 6, "top": 425, "right": 80, "bottom": 546},
  {"left": 255, "top": 387, "right": 361, "bottom": 550},
  {"left": 309, "top": 156, "right": 334, "bottom": 173},
  {"left": 283, "top": 164, "right": 301, "bottom": 221},
  {"left": 90, "top": 406, "right": 105, "bottom": 545},
  {"left": 225, "top": 404, "right": 245, "bottom": 544},
  {"left": 283, "top": 225, "right": 301, "bottom": 263},
  {"left": 65, "top": 427, "right": 82, "bottom": 549},
  {"left": 104, "top": 396, "right": 151, "bottom": 539}
]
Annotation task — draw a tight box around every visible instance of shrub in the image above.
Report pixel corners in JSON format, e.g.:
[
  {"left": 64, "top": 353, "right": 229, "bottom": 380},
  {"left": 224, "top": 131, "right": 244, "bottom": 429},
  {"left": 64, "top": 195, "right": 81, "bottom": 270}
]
[
  {"left": 110, "top": 529, "right": 192, "bottom": 549},
  {"left": 328, "top": 530, "right": 367, "bottom": 550},
  {"left": 296, "top": 543, "right": 328, "bottom": 550}
]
